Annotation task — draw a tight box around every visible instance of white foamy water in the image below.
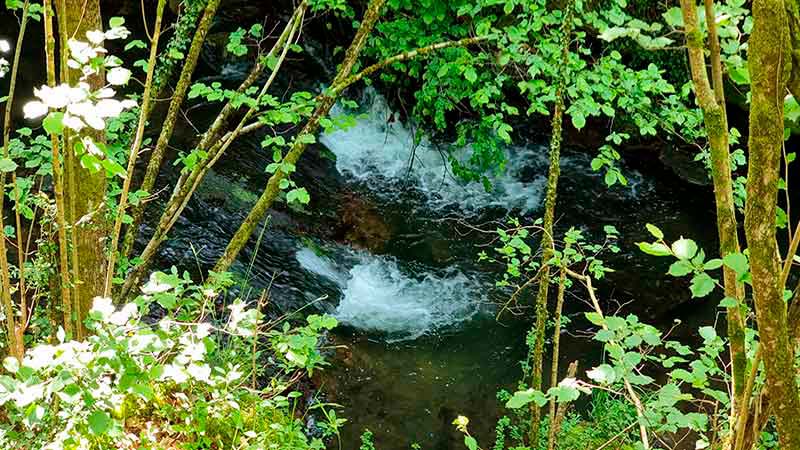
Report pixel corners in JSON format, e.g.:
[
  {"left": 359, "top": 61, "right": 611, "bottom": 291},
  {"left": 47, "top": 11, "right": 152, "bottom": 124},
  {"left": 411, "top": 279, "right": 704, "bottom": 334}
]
[
  {"left": 320, "top": 89, "right": 546, "bottom": 214},
  {"left": 296, "top": 247, "right": 482, "bottom": 341}
]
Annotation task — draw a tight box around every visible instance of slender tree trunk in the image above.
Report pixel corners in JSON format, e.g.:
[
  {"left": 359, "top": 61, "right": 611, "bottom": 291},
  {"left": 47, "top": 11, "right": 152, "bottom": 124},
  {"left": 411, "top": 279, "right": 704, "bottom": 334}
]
[
  {"left": 104, "top": 0, "right": 168, "bottom": 296},
  {"left": 211, "top": 0, "right": 388, "bottom": 274},
  {"left": 745, "top": 2, "right": 800, "bottom": 448},
  {"left": 117, "top": 1, "right": 488, "bottom": 294},
  {"left": 0, "top": 0, "right": 33, "bottom": 360},
  {"left": 529, "top": 2, "right": 572, "bottom": 444},
  {"left": 546, "top": 263, "right": 568, "bottom": 450},
  {"left": 121, "top": 0, "right": 221, "bottom": 260},
  {"left": 56, "top": 0, "right": 107, "bottom": 337},
  {"left": 679, "top": 2, "right": 748, "bottom": 435},
  {"left": 42, "top": 0, "right": 75, "bottom": 340},
  {"left": 117, "top": 4, "right": 306, "bottom": 297}
]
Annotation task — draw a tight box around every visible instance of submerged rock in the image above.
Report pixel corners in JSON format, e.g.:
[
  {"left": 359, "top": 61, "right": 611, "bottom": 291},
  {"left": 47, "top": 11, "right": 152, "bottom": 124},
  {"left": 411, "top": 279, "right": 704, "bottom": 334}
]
[
  {"left": 335, "top": 192, "right": 393, "bottom": 252},
  {"left": 659, "top": 146, "right": 711, "bottom": 186}
]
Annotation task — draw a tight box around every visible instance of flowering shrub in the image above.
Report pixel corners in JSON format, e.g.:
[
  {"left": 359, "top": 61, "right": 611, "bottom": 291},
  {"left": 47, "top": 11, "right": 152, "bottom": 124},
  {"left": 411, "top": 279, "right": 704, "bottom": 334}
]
[
  {"left": 22, "top": 18, "right": 136, "bottom": 179},
  {"left": 0, "top": 271, "right": 337, "bottom": 450}
]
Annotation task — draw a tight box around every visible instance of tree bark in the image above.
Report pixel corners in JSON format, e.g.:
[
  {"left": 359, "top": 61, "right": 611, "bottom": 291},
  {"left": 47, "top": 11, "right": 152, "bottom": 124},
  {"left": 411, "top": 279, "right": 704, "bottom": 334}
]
[
  {"left": 121, "top": 0, "right": 221, "bottom": 259},
  {"left": 679, "top": 1, "right": 748, "bottom": 432},
  {"left": 56, "top": 0, "right": 107, "bottom": 337},
  {"left": 745, "top": 1, "right": 800, "bottom": 448},
  {"left": 211, "top": 0, "right": 388, "bottom": 274},
  {"left": 529, "top": 2, "right": 572, "bottom": 444}
]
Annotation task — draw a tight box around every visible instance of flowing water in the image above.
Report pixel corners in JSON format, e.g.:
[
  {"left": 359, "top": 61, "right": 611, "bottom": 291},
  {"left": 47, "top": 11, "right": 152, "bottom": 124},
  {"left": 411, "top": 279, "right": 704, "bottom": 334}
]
[
  {"left": 0, "top": 9, "right": 721, "bottom": 449},
  {"left": 157, "top": 88, "right": 721, "bottom": 449}
]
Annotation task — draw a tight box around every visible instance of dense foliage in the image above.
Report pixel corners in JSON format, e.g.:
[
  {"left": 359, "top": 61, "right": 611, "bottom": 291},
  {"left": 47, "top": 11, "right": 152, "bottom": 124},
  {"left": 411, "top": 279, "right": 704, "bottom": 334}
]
[{"left": 2, "top": 0, "right": 800, "bottom": 449}]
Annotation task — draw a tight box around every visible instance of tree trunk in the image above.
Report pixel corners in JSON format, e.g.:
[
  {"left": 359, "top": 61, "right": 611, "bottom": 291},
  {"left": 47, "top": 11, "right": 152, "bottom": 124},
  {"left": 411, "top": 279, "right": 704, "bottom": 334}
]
[
  {"left": 56, "top": 0, "right": 107, "bottom": 336},
  {"left": 212, "top": 0, "right": 388, "bottom": 274},
  {"left": 679, "top": 1, "right": 748, "bottom": 433},
  {"left": 745, "top": 1, "right": 800, "bottom": 448},
  {"left": 121, "top": 0, "right": 222, "bottom": 260},
  {"left": 529, "top": 2, "right": 572, "bottom": 444}
]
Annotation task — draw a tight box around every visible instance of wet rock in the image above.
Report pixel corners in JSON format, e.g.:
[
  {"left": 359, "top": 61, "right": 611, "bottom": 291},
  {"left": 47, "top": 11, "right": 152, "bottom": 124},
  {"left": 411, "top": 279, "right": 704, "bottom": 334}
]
[
  {"left": 659, "top": 146, "right": 711, "bottom": 186},
  {"left": 335, "top": 192, "right": 392, "bottom": 252}
]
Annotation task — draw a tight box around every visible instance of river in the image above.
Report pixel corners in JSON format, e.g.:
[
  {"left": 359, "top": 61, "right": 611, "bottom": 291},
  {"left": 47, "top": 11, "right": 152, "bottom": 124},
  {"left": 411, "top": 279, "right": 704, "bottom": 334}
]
[{"left": 164, "top": 88, "right": 720, "bottom": 449}]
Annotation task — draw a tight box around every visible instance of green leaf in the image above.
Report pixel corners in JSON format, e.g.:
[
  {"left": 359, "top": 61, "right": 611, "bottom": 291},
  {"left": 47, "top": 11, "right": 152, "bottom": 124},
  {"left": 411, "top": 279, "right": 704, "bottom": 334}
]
[
  {"left": 586, "top": 364, "right": 616, "bottom": 384},
  {"left": 571, "top": 112, "right": 586, "bottom": 130},
  {"left": 88, "top": 410, "right": 111, "bottom": 435},
  {"left": 464, "top": 436, "right": 478, "bottom": 450},
  {"left": 668, "top": 260, "right": 693, "bottom": 277},
  {"left": 585, "top": 312, "right": 605, "bottom": 326},
  {"left": 286, "top": 187, "right": 310, "bottom": 205},
  {"left": 627, "top": 373, "right": 654, "bottom": 385},
  {"left": 547, "top": 385, "right": 581, "bottom": 403},
  {"left": 464, "top": 67, "right": 478, "bottom": 83},
  {"left": 637, "top": 242, "right": 671, "bottom": 256},
  {"left": 43, "top": 112, "right": 64, "bottom": 135},
  {"left": 109, "top": 16, "right": 125, "bottom": 28},
  {"left": 505, "top": 388, "right": 547, "bottom": 409},
  {"left": 690, "top": 273, "right": 716, "bottom": 298},
  {"left": 0, "top": 158, "right": 17, "bottom": 173},
  {"left": 671, "top": 238, "right": 698, "bottom": 260},
  {"left": 719, "top": 297, "right": 738, "bottom": 308},
  {"left": 604, "top": 170, "right": 617, "bottom": 186},
  {"left": 124, "top": 40, "right": 147, "bottom": 51},
  {"left": 703, "top": 259, "right": 723, "bottom": 270},
  {"left": 662, "top": 7, "right": 684, "bottom": 27},
  {"left": 722, "top": 252, "right": 748, "bottom": 276},
  {"left": 645, "top": 223, "right": 664, "bottom": 239},
  {"left": 595, "top": 329, "right": 615, "bottom": 342},
  {"left": 699, "top": 326, "right": 717, "bottom": 342}
]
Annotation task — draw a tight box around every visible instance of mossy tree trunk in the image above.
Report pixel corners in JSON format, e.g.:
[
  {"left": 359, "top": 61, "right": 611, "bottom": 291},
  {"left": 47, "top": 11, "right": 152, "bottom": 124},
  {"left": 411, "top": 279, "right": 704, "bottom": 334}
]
[
  {"left": 121, "top": 0, "right": 222, "bottom": 260},
  {"left": 56, "top": 0, "right": 107, "bottom": 337},
  {"left": 211, "top": 0, "right": 388, "bottom": 274},
  {"left": 745, "top": 1, "right": 800, "bottom": 448},
  {"left": 528, "top": 2, "right": 572, "bottom": 445},
  {"left": 679, "top": 1, "right": 748, "bottom": 435}
]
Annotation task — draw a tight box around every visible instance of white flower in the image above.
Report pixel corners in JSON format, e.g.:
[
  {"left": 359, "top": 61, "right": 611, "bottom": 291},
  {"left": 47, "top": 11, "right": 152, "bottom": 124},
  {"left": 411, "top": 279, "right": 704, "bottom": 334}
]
[
  {"left": 109, "top": 303, "right": 137, "bottom": 326},
  {"left": 120, "top": 99, "right": 138, "bottom": 109},
  {"left": 34, "top": 85, "right": 71, "bottom": 109},
  {"left": 86, "top": 30, "right": 105, "bottom": 45},
  {"left": 62, "top": 113, "right": 86, "bottom": 131},
  {"left": 66, "top": 101, "right": 92, "bottom": 117},
  {"left": 96, "top": 87, "right": 116, "bottom": 98},
  {"left": 84, "top": 112, "right": 105, "bottom": 130},
  {"left": 23, "top": 345, "right": 57, "bottom": 371},
  {"left": 142, "top": 273, "right": 173, "bottom": 294},
  {"left": 188, "top": 363, "right": 212, "bottom": 383},
  {"left": 183, "top": 340, "right": 206, "bottom": 362},
  {"left": 559, "top": 377, "right": 592, "bottom": 394},
  {"left": 81, "top": 137, "right": 104, "bottom": 157},
  {"left": 67, "top": 39, "right": 102, "bottom": 64},
  {"left": 0, "top": 40, "right": 10, "bottom": 53},
  {"left": 23, "top": 101, "right": 48, "bottom": 119},
  {"left": 67, "top": 101, "right": 104, "bottom": 130},
  {"left": 12, "top": 382, "right": 45, "bottom": 407},
  {"left": 161, "top": 364, "right": 189, "bottom": 384},
  {"left": 68, "top": 84, "right": 89, "bottom": 102},
  {"left": 107, "top": 67, "right": 131, "bottom": 86},
  {"left": 196, "top": 323, "right": 212, "bottom": 339},
  {"left": 90, "top": 296, "right": 115, "bottom": 321},
  {"left": 81, "top": 64, "right": 98, "bottom": 78},
  {"left": 95, "top": 99, "right": 124, "bottom": 118},
  {"left": 105, "top": 26, "right": 131, "bottom": 40}
]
